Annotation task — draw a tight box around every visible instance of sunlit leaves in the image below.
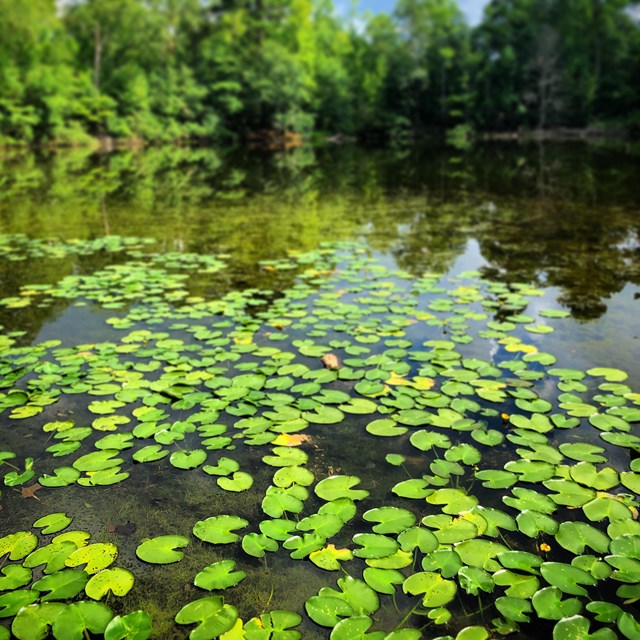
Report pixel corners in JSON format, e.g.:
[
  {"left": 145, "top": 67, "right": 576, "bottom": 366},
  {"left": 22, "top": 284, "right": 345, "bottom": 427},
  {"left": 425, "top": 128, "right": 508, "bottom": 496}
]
[{"left": 136, "top": 536, "right": 189, "bottom": 564}]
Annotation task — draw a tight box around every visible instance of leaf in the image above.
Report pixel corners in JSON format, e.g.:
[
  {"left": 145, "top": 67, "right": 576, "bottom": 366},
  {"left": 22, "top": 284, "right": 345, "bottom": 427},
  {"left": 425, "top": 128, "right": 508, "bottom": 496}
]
[
  {"left": 305, "top": 595, "right": 353, "bottom": 627},
  {"left": 540, "top": 562, "right": 597, "bottom": 596},
  {"left": 397, "top": 527, "right": 438, "bottom": 554},
  {"left": 329, "top": 616, "right": 377, "bottom": 640},
  {"left": 217, "top": 472, "right": 253, "bottom": 492},
  {"left": 33, "top": 513, "right": 72, "bottom": 534},
  {"left": 51, "top": 601, "right": 113, "bottom": 640},
  {"left": 493, "top": 570, "right": 539, "bottom": 598},
  {"left": 85, "top": 568, "right": 134, "bottom": 599},
  {"left": 532, "top": 587, "right": 582, "bottom": 620},
  {"left": 402, "top": 572, "right": 457, "bottom": 608},
  {"left": 495, "top": 596, "right": 532, "bottom": 623},
  {"left": 0, "top": 590, "right": 39, "bottom": 617},
  {"left": 244, "top": 610, "right": 302, "bottom": 640},
  {"left": 33, "top": 569, "right": 88, "bottom": 601},
  {"left": 241, "top": 533, "right": 278, "bottom": 558},
  {"left": 410, "top": 431, "right": 451, "bottom": 451},
  {"left": 193, "top": 516, "right": 248, "bottom": 544},
  {"left": 262, "top": 446, "right": 309, "bottom": 467},
  {"left": 558, "top": 443, "right": 607, "bottom": 463},
  {"left": 64, "top": 543, "right": 118, "bottom": 574},
  {"left": 0, "top": 565, "right": 32, "bottom": 591},
  {"left": 363, "top": 507, "right": 416, "bottom": 534},
  {"left": 422, "top": 515, "right": 479, "bottom": 544},
  {"left": 353, "top": 533, "right": 399, "bottom": 559},
  {"left": 11, "top": 603, "right": 66, "bottom": 640},
  {"left": 0, "top": 531, "right": 38, "bottom": 560},
  {"left": 454, "top": 539, "right": 508, "bottom": 572},
  {"left": 282, "top": 533, "right": 325, "bottom": 559},
  {"left": 555, "top": 521, "right": 610, "bottom": 555},
  {"left": 104, "top": 611, "right": 153, "bottom": 640},
  {"left": 362, "top": 568, "right": 404, "bottom": 595},
  {"left": 315, "top": 475, "right": 369, "bottom": 501},
  {"left": 457, "top": 566, "right": 494, "bottom": 595},
  {"left": 136, "top": 536, "right": 189, "bottom": 564},
  {"left": 516, "top": 510, "right": 559, "bottom": 538},
  {"left": 170, "top": 449, "right": 207, "bottom": 470},
  {"left": 132, "top": 445, "right": 169, "bottom": 463},
  {"left": 320, "top": 576, "right": 379, "bottom": 616},
  {"left": 194, "top": 560, "right": 246, "bottom": 590},
  {"left": 553, "top": 615, "right": 617, "bottom": 640},
  {"left": 392, "top": 479, "right": 431, "bottom": 499},
  {"left": 310, "top": 545, "right": 354, "bottom": 571},
  {"left": 175, "top": 596, "right": 238, "bottom": 640},
  {"left": 587, "top": 367, "right": 628, "bottom": 382}
]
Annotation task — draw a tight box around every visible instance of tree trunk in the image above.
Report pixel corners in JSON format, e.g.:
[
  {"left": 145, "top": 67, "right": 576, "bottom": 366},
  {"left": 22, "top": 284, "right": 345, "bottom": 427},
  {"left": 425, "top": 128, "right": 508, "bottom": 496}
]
[{"left": 93, "top": 22, "right": 102, "bottom": 90}]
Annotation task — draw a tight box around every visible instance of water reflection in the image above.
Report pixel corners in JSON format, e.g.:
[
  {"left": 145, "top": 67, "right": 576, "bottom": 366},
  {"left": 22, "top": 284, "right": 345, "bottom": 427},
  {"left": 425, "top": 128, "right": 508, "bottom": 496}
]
[{"left": 1, "top": 141, "right": 639, "bottom": 328}]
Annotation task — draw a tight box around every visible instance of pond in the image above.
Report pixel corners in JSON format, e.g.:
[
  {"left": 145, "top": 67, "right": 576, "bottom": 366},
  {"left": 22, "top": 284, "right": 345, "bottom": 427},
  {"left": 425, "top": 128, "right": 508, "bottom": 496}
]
[{"left": 1, "top": 141, "right": 640, "bottom": 640}]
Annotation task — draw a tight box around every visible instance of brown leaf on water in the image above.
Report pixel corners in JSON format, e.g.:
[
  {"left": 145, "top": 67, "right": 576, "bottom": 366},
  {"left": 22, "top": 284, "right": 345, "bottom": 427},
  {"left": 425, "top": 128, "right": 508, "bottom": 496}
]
[
  {"left": 321, "top": 353, "right": 340, "bottom": 370},
  {"left": 20, "top": 483, "right": 43, "bottom": 500}
]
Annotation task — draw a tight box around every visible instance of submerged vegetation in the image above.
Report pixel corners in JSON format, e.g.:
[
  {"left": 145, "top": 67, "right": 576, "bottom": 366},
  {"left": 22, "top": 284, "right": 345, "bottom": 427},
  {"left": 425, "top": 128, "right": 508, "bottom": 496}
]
[
  {"left": 1, "top": 0, "right": 640, "bottom": 145},
  {"left": 1, "top": 233, "right": 640, "bottom": 639}
]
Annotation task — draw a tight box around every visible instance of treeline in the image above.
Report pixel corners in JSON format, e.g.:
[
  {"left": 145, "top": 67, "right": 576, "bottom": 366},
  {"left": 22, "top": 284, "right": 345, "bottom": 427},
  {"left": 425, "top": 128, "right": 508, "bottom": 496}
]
[{"left": 1, "top": 0, "right": 639, "bottom": 145}]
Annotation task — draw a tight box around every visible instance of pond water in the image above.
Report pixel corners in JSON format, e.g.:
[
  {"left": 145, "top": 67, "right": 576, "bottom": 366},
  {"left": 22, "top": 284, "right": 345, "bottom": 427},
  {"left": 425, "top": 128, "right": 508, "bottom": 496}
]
[{"left": 1, "top": 142, "right": 640, "bottom": 640}]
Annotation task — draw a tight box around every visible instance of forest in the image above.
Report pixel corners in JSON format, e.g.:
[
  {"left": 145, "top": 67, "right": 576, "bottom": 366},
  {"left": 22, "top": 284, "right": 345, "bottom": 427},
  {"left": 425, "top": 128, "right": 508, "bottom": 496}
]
[{"left": 1, "top": 0, "right": 639, "bottom": 145}]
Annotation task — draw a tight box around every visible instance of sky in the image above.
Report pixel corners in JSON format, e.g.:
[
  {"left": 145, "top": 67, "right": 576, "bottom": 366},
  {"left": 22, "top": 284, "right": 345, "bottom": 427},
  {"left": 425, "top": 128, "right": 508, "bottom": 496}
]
[{"left": 355, "top": 0, "right": 489, "bottom": 25}]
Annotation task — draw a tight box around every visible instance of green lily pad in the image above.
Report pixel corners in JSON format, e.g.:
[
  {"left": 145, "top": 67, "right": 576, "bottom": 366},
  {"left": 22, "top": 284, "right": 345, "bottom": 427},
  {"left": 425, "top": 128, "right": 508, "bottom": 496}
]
[
  {"left": 540, "top": 562, "right": 597, "bottom": 596},
  {"left": 305, "top": 595, "right": 353, "bottom": 627},
  {"left": 23, "top": 541, "right": 77, "bottom": 574},
  {"left": 241, "top": 533, "right": 278, "bottom": 558},
  {"left": 532, "top": 586, "right": 582, "bottom": 620},
  {"left": 402, "top": 571, "right": 457, "bottom": 608},
  {"left": 170, "top": 449, "right": 207, "bottom": 470},
  {"left": 319, "top": 576, "right": 379, "bottom": 617},
  {"left": 85, "top": 568, "right": 135, "bottom": 599},
  {"left": 11, "top": 603, "right": 66, "bottom": 640},
  {"left": 175, "top": 596, "right": 238, "bottom": 639},
  {"left": 363, "top": 507, "right": 416, "bottom": 534},
  {"left": 495, "top": 596, "right": 532, "bottom": 623},
  {"left": 0, "top": 565, "right": 32, "bottom": 591},
  {"left": 309, "top": 545, "right": 354, "bottom": 571},
  {"left": 51, "top": 601, "right": 113, "bottom": 640},
  {"left": 193, "top": 516, "right": 248, "bottom": 544},
  {"left": 217, "top": 472, "right": 253, "bottom": 492},
  {"left": 132, "top": 445, "right": 169, "bottom": 463},
  {"left": 0, "top": 531, "right": 38, "bottom": 560},
  {"left": 244, "top": 610, "right": 302, "bottom": 640},
  {"left": 315, "top": 475, "right": 369, "bottom": 501},
  {"left": 194, "top": 560, "right": 246, "bottom": 591},
  {"left": 104, "top": 611, "right": 153, "bottom": 640},
  {"left": 555, "top": 521, "right": 610, "bottom": 555},
  {"left": 136, "top": 536, "right": 189, "bottom": 564},
  {"left": 262, "top": 447, "right": 309, "bottom": 467},
  {"left": 33, "top": 569, "right": 88, "bottom": 601},
  {"left": 353, "top": 534, "right": 399, "bottom": 559},
  {"left": 33, "top": 513, "right": 72, "bottom": 535},
  {"left": 553, "top": 615, "right": 617, "bottom": 640}
]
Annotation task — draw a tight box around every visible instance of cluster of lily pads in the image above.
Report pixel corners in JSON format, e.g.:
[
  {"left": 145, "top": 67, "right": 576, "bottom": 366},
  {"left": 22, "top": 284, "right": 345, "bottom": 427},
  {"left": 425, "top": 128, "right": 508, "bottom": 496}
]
[
  {"left": 0, "top": 513, "right": 151, "bottom": 640},
  {"left": 1, "top": 238, "right": 640, "bottom": 639}
]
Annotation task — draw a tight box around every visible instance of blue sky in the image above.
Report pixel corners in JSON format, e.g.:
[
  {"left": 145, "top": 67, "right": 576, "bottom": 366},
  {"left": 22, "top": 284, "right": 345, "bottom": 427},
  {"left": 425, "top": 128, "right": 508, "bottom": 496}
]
[{"left": 354, "top": 0, "right": 489, "bottom": 25}]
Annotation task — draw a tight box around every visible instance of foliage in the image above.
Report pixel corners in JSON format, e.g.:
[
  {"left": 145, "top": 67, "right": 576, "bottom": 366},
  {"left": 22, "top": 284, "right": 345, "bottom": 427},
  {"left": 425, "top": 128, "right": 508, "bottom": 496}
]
[{"left": 1, "top": 0, "right": 639, "bottom": 144}]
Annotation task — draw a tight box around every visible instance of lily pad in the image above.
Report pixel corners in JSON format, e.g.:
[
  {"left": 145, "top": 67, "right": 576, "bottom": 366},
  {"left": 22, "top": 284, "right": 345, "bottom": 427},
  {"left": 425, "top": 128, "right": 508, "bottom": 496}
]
[
  {"left": 193, "top": 516, "right": 248, "bottom": 544},
  {"left": 175, "top": 596, "right": 238, "bottom": 640},
  {"left": 136, "top": 536, "right": 189, "bottom": 564}
]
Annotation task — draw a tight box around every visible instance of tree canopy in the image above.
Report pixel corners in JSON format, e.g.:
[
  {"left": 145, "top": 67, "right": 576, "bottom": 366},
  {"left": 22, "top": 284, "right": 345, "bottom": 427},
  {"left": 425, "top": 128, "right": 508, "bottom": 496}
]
[{"left": 0, "top": 0, "right": 639, "bottom": 145}]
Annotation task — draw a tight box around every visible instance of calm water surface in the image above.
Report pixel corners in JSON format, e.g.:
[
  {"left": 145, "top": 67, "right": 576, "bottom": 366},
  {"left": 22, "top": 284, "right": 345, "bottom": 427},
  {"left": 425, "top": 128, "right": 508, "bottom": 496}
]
[
  {"left": 1, "top": 141, "right": 640, "bottom": 638},
  {"left": 2, "top": 141, "right": 639, "bottom": 382}
]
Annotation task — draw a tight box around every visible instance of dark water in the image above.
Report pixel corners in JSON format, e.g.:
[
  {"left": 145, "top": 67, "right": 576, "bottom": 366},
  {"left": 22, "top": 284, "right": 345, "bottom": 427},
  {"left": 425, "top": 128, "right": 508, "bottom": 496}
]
[
  {"left": 1, "top": 141, "right": 640, "bottom": 638},
  {"left": 2, "top": 141, "right": 640, "bottom": 383}
]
